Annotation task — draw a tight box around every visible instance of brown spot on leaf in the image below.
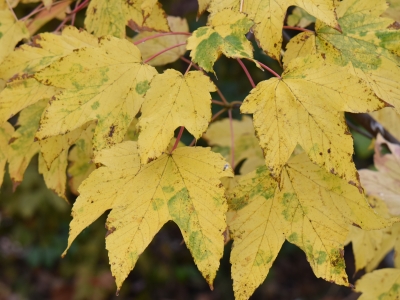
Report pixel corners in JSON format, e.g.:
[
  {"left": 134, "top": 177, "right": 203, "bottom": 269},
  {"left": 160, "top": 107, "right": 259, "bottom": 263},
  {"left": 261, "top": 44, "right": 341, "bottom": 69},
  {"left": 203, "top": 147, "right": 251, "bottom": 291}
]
[
  {"left": 108, "top": 125, "right": 115, "bottom": 137},
  {"left": 327, "top": 148, "right": 331, "bottom": 154},
  {"left": 105, "top": 226, "right": 116, "bottom": 237},
  {"left": 352, "top": 222, "right": 361, "bottom": 228}
]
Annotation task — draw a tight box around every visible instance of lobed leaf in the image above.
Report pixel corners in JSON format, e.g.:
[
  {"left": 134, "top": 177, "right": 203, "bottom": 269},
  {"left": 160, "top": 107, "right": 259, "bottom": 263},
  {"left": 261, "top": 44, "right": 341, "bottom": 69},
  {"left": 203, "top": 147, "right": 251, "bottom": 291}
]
[
  {"left": 64, "top": 143, "right": 233, "bottom": 290},
  {"left": 228, "top": 153, "right": 392, "bottom": 300},
  {"left": 241, "top": 55, "right": 385, "bottom": 187},
  {"left": 35, "top": 36, "right": 158, "bottom": 152},
  {"left": 356, "top": 268, "right": 400, "bottom": 300},
  {"left": 138, "top": 69, "right": 215, "bottom": 163}
]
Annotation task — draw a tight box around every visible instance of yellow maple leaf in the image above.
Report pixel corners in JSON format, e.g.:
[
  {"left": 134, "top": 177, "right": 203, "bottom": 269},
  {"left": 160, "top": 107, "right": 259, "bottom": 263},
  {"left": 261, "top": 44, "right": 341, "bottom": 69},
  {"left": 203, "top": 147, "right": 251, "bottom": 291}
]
[
  {"left": 137, "top": 69, "right": 215, "bottom": 162},
  {"left": 241, "top": 55, "right": 385, "bottom": 187},
  {"left": 133, "top": 16, "right": 189, "bottom": 66},
  {"left": 356, "top": 268, "right": 400, "bottom": 300},
  {"left": 0, "top": 26, "right": 98, "bottom": 81},
  {"left": 227, "top": 153, "right": 391, "bottom": 300},
  {"left": 360, "top": 135, "right": 400, "bottom": 215},
  {"left": 85, "top": 0, "right": 169, "bottom": 38},
  {"left": 186, "top": 9, "right": 256, "bottom": 73},
  {"left": 0, "top": 9, "right": 29, "bottom": 64},
  {"left": 208, "top": 0, "right": 338, "bottom": 61},
  {"left": 284, "top": 0, "right": 400, "bottom": 114},
  {"left": 0, "top": 122, "right": 14, "bottom": 186},
  {"left": 35, "top": 36, "right": 158, "bottom": 152},
  {"left": 203, "top": 116, "right": 264, "bottom": 174},
  {"left": 63, "top": 142, "right": 233, "bottom": 290}
]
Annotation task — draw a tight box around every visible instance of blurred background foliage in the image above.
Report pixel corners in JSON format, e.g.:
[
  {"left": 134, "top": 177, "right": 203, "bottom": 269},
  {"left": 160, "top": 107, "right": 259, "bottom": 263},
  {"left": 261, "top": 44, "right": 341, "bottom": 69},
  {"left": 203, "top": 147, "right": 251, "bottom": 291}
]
[{"left": 0, "top": 0, "right": 384, "bottom": 299}]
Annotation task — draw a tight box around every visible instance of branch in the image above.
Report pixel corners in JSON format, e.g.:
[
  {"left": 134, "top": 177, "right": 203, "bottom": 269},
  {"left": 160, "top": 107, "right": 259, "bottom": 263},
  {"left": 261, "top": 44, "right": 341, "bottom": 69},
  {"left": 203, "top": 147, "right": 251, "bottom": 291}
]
[{"left": 348, "top": 113, "right": 400, "bottom": 145}]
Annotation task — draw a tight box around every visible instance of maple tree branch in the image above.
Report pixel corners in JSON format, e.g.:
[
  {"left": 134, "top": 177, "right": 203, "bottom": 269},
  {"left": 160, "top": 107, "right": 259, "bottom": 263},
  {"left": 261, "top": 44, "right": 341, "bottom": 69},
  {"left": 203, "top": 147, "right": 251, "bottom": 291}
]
[
  {"left": 283, "top": 26, "right": 313, "bottom": 32},
  {"left": 348, "top": 113, "right": 400, "bottom": 145},
  {"left": 144, "top": 42, "right": 186, "bottom": 64},
  {"left": 255, "top": 60, "right": 281, "bottom": 78},
  {"left": 237, "top": 58, "right": 256, "bottom": 88},
  {"left": 228, "top": 109, "right": 235, "bottom": 169},
  {"left": 133, "top": 32, "right": 192, "bottom": 45},
  {"left": 171, "top": 126, "right": 185, "bottom": 152}
]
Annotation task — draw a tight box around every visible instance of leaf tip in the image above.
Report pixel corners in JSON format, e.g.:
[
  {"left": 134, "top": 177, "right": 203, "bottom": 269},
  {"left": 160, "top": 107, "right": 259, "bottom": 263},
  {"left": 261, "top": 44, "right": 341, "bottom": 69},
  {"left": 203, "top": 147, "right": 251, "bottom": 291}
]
[{"left": 334, "top": 23, "right": 342, "bottom": 33}]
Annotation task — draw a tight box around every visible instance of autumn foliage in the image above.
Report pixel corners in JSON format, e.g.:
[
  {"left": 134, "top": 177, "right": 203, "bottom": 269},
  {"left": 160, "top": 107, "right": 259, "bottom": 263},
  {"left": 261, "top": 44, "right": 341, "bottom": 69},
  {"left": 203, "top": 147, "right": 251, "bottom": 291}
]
[{"left": 0, "top": 0, "right": 400, "bottom": 299}]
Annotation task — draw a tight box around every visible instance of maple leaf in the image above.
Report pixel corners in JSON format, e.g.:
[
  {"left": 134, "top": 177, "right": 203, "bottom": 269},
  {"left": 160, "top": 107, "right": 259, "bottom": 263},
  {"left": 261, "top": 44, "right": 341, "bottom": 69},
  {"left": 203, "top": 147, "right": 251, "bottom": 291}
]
[
  {"left": 133, "top": 16, "right": 189, "bottom": 66},
  {"left": 197, "top": 0, "right": 211, "bottom": 16},
  {"left": 204, "top": 116, "right": 264, "bottom": 174},
  {"left": 284, "top": 0, "right": 400, "bottom": 113},
  {"left": 63, "top": 142, "right": 233, "bottom": 290},
  {"left": 186, "top": 9, "right": 256, "bottom": 73},
  {"left": 35, "top": 36, "right": 158, "bottom": 152},
  {"left": 359, "top": 135, "right": 400, "bottom": 215},
  {"left": 241, "top": 55, "right": 385, "bottom": 186},
  {"left": 85, "top": 0, "right": 169, "bottom": 38},
  {"left": 356, "top": 268, "right": 400, "bottom": 300},
  {"left": 0, "top": 9, "right": 29, "bottom": 64},
  {"left": 137, "top": 69, "right": 215, "bottom": 162},
  {"left": 227, "top": 153, "right": 391, "bottom": 300},
  {"left": 0, "top": 122, "right": 14, "bottom": 186},
  {"left": 208, "top": 0, "right": 338, "bottom": 61}
]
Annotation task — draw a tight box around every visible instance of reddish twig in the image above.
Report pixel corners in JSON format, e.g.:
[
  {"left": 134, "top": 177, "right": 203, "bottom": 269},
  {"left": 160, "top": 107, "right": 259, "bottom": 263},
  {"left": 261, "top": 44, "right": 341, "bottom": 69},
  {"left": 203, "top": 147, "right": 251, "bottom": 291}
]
[
  {"left": 256, "top": 60, "right": 281, "bottom": 79},
  {"left": 70, "top": 0, "right": 81, "bottom": 26},
  {"left": 283, "top": 26, "right": 313, "bottom": 32},
  {"left": 184, "top": 61, "right": 193, "bottom": 75},
  {"left": 134, "top": 32, "right": 191, "bottom": 45},
  {"left": 236, "top": 58, "right": 256, "bottom": 88},
  {"left": 144, "top": 42, "right": 186, "bottom": 63},
  {"left": 228, "top": 109, "right": 235, "bottom": 169},
  {"left": 212, "top": 100, "right": 225, "bottom": 106},
  {"left": 6, "top": 0, "right": 18, "bottom": 20},
  {"left": 171, "top": 126, "right": 185, "bottom": 152}
]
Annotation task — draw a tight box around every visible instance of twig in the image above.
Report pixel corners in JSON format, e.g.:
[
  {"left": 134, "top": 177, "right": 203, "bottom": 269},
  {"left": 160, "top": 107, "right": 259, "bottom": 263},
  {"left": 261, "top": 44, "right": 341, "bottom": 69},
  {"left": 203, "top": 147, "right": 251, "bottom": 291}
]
[
  {"left": 237, "top": 58, "right": 256, "bottom": 88},
  {"left": 283, "top": 26, "right": 313, "bottom": 32},
  {"left": 255, "top": 60, "right": 281, "bottom": 78},
  {"left": 171, "top": 126, "right": 185, "bottom": 152},
  {"left": 6, "top": 0, "right": 18, "bottom": 21},
  {"left": 144, "top": 42, "right": 186, "bottom": 63},
  {"left": 348, "top": 113, "right": 400, "bottom": 145},
  {"left": 134, "top": 32, "right": 191, "bottom": 45}
]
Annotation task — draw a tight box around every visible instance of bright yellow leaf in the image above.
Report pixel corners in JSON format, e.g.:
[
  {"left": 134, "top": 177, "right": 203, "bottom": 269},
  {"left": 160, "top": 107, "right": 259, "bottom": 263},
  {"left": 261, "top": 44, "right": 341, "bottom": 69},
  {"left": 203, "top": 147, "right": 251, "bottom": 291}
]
[
  {"left": 0, "top": 26, "right": 98, "bottom": 81},
  {"left": 359, "top": 135, "right": 400, "bottom": 215},
  {"left": 203, "top": 116, "right": 264, "bottom": 174},
  {"left": 197, "top": 0, "right": 211, "bottom": 15},
  {"left": 35, "top": 36, "right": 158, "bottom": 152},
  {"left": 208, "top": 0, "right": 338, "bottom": 61},
  {"left": 356, "top": 268, "right": 400, "bottom": 300},
  {"left": 241, "top": 55, "right": 385, "bottom": 187},
  {"left": 0, "top": 122, "right": 14, "bottom": 186},
  {"left": 370, "top": 108, "right": 400, "bottom": 141},
  {"left": 0, "top": 10, "right": 29, "bottom": 64},
  {"left": 138, "top": 69, "right": 215, "bottom": 163},
  {"left": 186, "top": 9, "right": 256, "bottom": 73},
  {"left": 63, "top": 143, "right": 233, "bottom": 290},
  {"left": 228, "top": 153, "right": 391, "bottom": 300},
  {"left": 85, "top": 0, "right": 169, "bottom": 38},
  {"left": 284, "top": 0, "right": 400, "bottom": 113},
  {"left": 133, "top": 16, "right": 189, "bottom": 66},
  {"left": 67, "top": 123, "right": 96, "bottom": 196}
]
